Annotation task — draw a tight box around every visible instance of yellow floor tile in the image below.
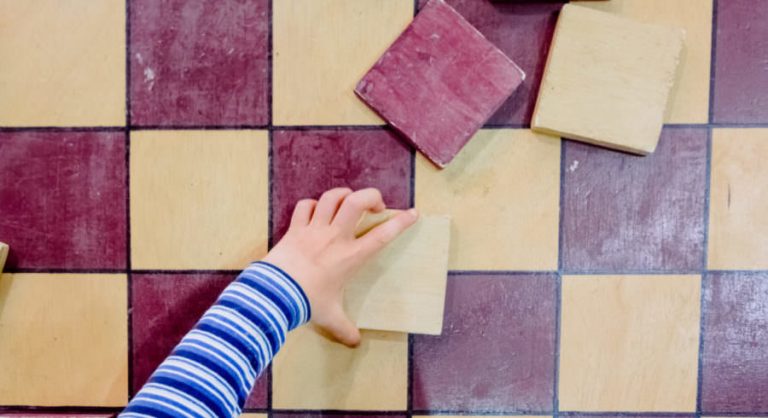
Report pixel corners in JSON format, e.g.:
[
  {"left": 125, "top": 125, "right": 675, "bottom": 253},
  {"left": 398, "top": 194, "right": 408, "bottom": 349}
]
[
  {"left": 273, "top": 326, "right": 408, "bottom": 410},
  {"left": 240, "top": 415, "right": 266, "bottom": 418},
  {"left": 708, "top": 128, "right": 768, "bottom": 269},
  {"left": 0, "top": 0, "right": 125, "bottom": 126},
  {"left": 272, "top": 0, "right": 413, "bottom": 126},
  {"left": 559, "top": 274, "right": 701, "bottom": 412},
  {"left": 579, "top": 0, "right": 712, "bottom": 124},
  {"left": 0, "top": 273, "right": 128, "bottom": 406},
  {"left": 130, "top": 130, "right": 269, "bottom": 269},
  {"left": 415, "top": 129, "right": 560, "bottom": 270}
]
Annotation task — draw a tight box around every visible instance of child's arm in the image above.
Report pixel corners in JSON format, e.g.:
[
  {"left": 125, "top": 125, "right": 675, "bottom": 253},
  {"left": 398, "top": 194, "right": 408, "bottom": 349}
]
[{"left": 121, "top": 188, "right": 418, "bottom": 418}]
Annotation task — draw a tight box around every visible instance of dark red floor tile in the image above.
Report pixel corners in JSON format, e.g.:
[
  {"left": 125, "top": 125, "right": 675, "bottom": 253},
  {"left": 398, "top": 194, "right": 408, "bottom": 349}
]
[
  {"left": 713, "top": 0, "right": 768, "bottom": 123},
  {"left": 412, "top": 273, "right": 557, "bottom": 412},
  {"left": 271, "top": 128, "right": 412, "bottom": 242},
  {"left": 418, "top": 0, "right": 563, "bottom": 126},
  {"left": 0, "top": 131, "right": 126, "bottom": 270},
  {"left": 130, "top": 0, "right": 269, "bottom": 127},
  {"left": 701, "top": 272, "right": 768, "bottom": 413},
  {"left": 561, "top": 128, "right": 708, "bottom": 273},
  {"left": 131, "top": 272, "right": 268, "bottom": 407}
]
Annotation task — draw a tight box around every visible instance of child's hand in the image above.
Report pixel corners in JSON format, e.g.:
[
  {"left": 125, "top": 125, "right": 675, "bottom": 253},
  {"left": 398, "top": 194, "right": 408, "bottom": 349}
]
[{"left": 263, "top": 187, "right": 419, "bottom": 347}]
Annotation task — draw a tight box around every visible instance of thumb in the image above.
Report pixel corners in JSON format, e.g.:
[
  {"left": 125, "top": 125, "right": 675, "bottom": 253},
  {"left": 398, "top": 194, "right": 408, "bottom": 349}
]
[{"left": 315, "top": 305, "right": 361, "bottom": 348}]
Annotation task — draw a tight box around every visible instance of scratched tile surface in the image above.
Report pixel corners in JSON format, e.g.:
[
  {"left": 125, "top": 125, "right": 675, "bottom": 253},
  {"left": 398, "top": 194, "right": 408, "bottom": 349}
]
[{"left": 1, "top": 0, "right": 768, "bottom": 414}]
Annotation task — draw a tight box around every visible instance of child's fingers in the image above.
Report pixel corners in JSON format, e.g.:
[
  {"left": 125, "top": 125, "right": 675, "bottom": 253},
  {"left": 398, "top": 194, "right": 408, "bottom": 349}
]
[
  {"left": 311, "top": 187, "right": 352, "bottom": 225},
  {"left": 332, "top": 188, "right": 385, "bottom": 233},
  {"left": 357, "top": 209, "right": 419, "bottom": 256},
  {"left": 289, "top": 199, "right": 317, "bottom": 228}
]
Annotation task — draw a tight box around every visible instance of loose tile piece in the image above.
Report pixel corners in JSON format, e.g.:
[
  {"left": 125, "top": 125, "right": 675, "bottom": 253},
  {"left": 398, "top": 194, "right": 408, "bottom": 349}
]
[
  {"left": 559, "top": 275, "right": 701, "bottom": 412},
  {"left": 0, "top": 0, "right": 125, "bottom": 126},
  {"left": 418, "top": 0, "right": 563, "bottom": 125},
  {"left": 273, "top": 327, "right": 408, "bottom": 410},
  {"left": 0, "top": 131, "right": 127, "bottom": 270},
  {"left": 562, "top": 128, "right": 707, "bottom": 273},
  {"left": 413, "top": 274, "right": 557, "bottom": 411},
  {"left": 532, "top": 4, "right": 684, "bottom": 154},
  {"left": 579, "top": 0, "right": 712, "bottom": 123},
  {"left": 708, "top": 129, "right": 768, "bottom": 270},
  {"left": 131, "top": 273, "right": 267, "bottom": 407},
  {"left": 0, "top": 273, "right": 128, "bottom": 406},
  {"left": 272, "top": 0, "right": 413, "bottom": 125},
  {"left": 130, "top": 130, "right": 268, "bottom": 270},
  {"left": 713, "top": 0, "right": 768, "bottom": 123},
  {"left": 416, "top": 129, "right": 560, "bottom": 270},
  {"left": 130, "top": 0, "right": 269, "bottom": 126},
  {"left": 272, "top": 128, "right": 411, "bottom": 241},
  {"left": 701, "top": 273, "right": 768, "bottom": 413},
  {"left": 357, "top": 0, "right": 525, "bottom": 167},
  {"left": 347, "top": 213, "right": 450, "bottom": 335}
]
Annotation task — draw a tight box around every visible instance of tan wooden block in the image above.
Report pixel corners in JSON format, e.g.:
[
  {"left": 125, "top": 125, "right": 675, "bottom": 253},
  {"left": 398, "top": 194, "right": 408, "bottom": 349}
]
[
  {"left": 0, "top": 273, "right": 128, "bottom": 406},
  {"left": 708, "top": 128, "right": 768, "bottom": 269},
  {"left": 273, "top": 326, "right": 408, "bottom": 410},
  {"left": 532, "top": 4, "right": 685, "bottom": 154},
  {"left": 272, "top": 0, "right": 413, "bottom": 125},
  {"left": 559, "top": 274, "right": 701, "bottom": 411},
  {"left": 347, "top": 212, "right": 450, "bottom": 335},
  {"left": 579, "top": 0, "right": 712, "bottom": 123},
  {"left": 0, "top": 243, "right": 8, "bottom": 274},
  {"left": 416, "top": 129, "right": 560, "bottom": 270},
  {"left": 0, "top": 0, "right": 125, "bottom": 126},
  {"left": 130, "top": 130, "right": 269, "bottom": 269}
]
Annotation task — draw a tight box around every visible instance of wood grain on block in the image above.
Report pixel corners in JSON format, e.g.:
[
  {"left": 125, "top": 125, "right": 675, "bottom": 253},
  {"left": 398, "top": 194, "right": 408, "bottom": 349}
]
[
  {"left": 0, "top": 243, "right": 8, "bottom": 274},
  {"left": 355, "top": 0, "right": 525, "bottom": 168},
  {"left": 348, "top": 211, "right": 451, "bottom": 335},
  {"left": 531, "top": 4, "right": 684, "bottom": 154}
]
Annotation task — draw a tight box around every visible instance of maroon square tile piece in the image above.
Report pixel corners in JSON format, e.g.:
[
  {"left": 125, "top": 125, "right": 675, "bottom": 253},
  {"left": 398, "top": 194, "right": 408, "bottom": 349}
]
[
  {"left": 412, "top": 273, "right": 557, "bottom": 412},
  {"left": 130, "top": 0, "right": 269, "bottom": 127},
  {"left": 713, "top": 0, "right": 768, "bottom": 123},
  {"left": 356, "top": 0, "right": 525, "bottom": 167},
  {"left": 131, "top": 272, "right": 268, "bottom": 408},
  {"left": 701, "top": 272, "right": 768, "bottom": 413},
  {"left": 0, "top": 131, "right": 127, "bottom": 270},
  {"left": 271, "top": 128, "right": 412, "bottom": 242},
  {"left": 561, "top": 127, "right": 708, "bottom": 273},
  {"left": 418, "top": 0, "right": 563, "bottom": 126}
]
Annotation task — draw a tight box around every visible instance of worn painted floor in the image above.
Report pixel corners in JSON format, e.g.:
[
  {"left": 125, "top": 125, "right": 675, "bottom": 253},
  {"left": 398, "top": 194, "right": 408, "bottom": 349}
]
[{"left": 0, "top": 0, "right": 767, "bottom": 415}]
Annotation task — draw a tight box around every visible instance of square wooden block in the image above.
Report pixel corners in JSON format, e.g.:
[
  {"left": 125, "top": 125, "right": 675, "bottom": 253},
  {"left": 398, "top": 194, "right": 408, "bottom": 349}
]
[
  {"left": 708, "top": 128, "right": 768, "bottom": 270},
  {"left": 578, "top": 0, "right": 712, "bottom": 124},
  {"left": 272, "top": 0, "right": 413, "bottom": 125},
  {"left": 130, "top": 130, "right": 268, "bottom": 269},
  {"left": 415, "top": 129, "right": 560, "bottom": 270},
  {"left": 0, "top": 273, "right": 128, "bottom": 406},
  {"left": 356, "top": 0, "right": 525, "bottom": 167},
  {"left": 347, "top": 213, "right": 450, "bottom": 335},
  {"left": 559, "top": 275, "right": 701, "bottom": 411},
  {"left": 273, "top": 326, "right": 408, "bottom": 410},
  {"left": 532, "top": 4, "right": 684, "bottom": 154},
  {"left": 0, "top": 0, "right": 125, "bottom": 126}
]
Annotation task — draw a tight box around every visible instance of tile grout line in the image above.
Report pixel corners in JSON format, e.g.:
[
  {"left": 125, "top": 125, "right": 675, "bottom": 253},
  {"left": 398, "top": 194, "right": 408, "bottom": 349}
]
[
  {"left": 125, "top": 0, "right": 134, "bottom": 403},
  {"left": 707, "top": 0, "right": 719, "bottom": 126},
  {"left": 407, "top": 2, "right": 418, "bottom": 414},
  {"left": 553, "top": 137, "right": 568, "bottom": 416},
  {"left": 266, "top": 0, "right": 275, "bottom": 412}
]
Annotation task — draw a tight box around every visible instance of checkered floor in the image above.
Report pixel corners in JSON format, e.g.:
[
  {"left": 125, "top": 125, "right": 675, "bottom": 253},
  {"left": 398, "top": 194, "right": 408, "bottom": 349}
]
[{"left": 1, "top": 0, "right": 767, "bottom": 415}]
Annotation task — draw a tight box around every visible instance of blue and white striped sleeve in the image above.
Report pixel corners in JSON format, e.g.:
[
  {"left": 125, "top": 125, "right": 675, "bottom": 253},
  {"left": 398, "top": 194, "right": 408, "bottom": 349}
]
[{"left": 121, "top": 261, "right": 311, "bottom": 418}]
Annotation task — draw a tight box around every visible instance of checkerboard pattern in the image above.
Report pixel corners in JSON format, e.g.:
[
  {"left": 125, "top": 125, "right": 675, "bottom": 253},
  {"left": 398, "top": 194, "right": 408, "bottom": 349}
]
[{"left": 0, "top": 0, "right": 766, "bottom": 415}]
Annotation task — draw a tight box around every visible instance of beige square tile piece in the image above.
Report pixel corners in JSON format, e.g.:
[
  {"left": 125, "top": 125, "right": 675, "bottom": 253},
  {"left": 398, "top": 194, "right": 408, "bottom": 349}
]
[
  {"left": 532, "top": 4, "right": 685, "bottom": 154},
  {"left": 0, "top": 0, "right": 125, "bottom": 126},
  {"left": 708, "top": 129, "right": 768, "bottom": 269},
  {"left": 0, "top": 273, "right": 128, "bottom": 406},
  {"left": 347, "top": 212, "right": 450, "bottom": 335},
  {"left": 272, "top": 0, "right": 413, "bottom": 126},
  {"left": 559, "top": 275, "right": 701, "bottom": 412},
  {"left": 131, "top": 130, "right": 269, "bottom": 269},
  {"left": 416, "top": 129, "right": 560, "bottom": 270},
  {"left": 579, "top": 0, "right": 712, "bottom": 123},
  {"left": 273, "top": 326, "right": 408, "bottom": 410}
]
